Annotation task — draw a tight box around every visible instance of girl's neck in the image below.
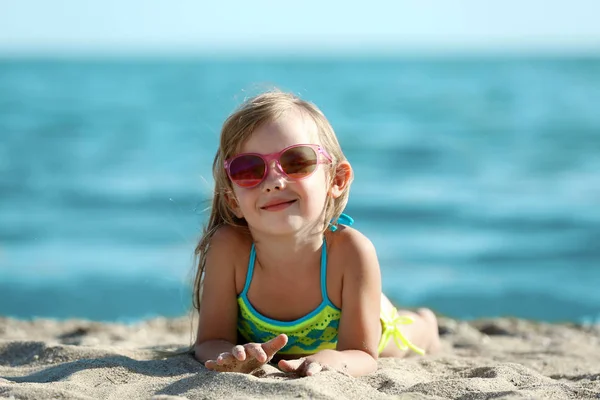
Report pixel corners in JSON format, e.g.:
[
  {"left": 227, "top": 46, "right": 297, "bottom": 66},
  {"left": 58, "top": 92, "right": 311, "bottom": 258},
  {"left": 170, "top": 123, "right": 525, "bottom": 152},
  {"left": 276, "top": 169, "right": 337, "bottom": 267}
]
[{"left": 250, "top": 230, "right": 325, "bottom": 272}]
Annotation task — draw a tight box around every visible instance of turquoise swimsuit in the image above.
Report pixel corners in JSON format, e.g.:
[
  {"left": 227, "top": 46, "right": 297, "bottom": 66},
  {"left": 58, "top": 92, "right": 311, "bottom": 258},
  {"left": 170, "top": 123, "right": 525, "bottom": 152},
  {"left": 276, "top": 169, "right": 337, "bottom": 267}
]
[
  {"left": 236, "top": 214, "right": 425, "bottom": 355},
  {"left": 237, "top": 240, "right": 341, "bottom": 355}
]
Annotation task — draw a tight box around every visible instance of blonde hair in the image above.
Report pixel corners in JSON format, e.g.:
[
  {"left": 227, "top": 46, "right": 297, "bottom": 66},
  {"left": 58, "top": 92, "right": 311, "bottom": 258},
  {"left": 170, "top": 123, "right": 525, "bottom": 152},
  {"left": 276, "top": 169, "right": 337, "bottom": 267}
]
[{"left": 192, "top": 90, "right": 352, "bottom": 312}]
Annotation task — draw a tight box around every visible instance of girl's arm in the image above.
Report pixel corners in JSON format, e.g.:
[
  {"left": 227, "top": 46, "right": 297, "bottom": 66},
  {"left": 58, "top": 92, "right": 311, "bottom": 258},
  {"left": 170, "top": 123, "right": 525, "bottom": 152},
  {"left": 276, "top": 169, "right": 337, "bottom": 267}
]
[
  {"left": 279, "top": 349, "right": 377, "bottom": 376},
  {"left": 194, "top": 227, "right": 242, "bottom": 362},
  {"left": 279, "top": 229, "right": 382, "bottom": 376},
  {"left": 194, "top": 227, "right": 288, "bottom": 372}
]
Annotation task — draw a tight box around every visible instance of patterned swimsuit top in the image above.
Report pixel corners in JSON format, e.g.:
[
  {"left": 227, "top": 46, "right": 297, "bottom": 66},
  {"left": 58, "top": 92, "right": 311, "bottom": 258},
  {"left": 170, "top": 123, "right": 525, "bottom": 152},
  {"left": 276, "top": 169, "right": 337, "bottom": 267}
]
[
  {"left": 236, "top": 239, "right": 341, "bottom": 355},
  {"left": 236, "top": 214, "right": 427, "bottom": 357}
]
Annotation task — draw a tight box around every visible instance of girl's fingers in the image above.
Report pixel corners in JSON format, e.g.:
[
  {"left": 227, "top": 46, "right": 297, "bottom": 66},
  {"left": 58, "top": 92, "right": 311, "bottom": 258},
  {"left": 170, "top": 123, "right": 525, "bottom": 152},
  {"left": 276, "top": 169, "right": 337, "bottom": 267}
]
[
  {"left": 277, "top": 358, "right": 305, "bottom": 372},
  {"left": 304, "top": 361, "right": 323, "bottom": 376},
  {"left": 278, "top": 358, "right": 324, "bottom": 376},
  {"left": 207, "top": 338, "right": 291, "bottom": 374},
  {"left": 262, "top": 334, "right": 288, "bottom": 357},
  {"left": 216, "top": 352, "right": 237, "bottom": 365},
  {"left": 245, "top": 345, "right": 267, "bottom": 363},
  {"left": 231, "top": 345, "right": 246, "bottom": 361}
]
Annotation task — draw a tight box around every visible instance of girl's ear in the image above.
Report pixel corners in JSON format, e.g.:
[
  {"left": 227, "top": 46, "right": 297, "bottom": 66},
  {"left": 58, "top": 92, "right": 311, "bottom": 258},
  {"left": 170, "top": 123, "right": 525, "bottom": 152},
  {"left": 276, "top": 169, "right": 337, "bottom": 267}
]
[
  {"left": 225, "top": 191, "right": 244, "bottom": 218},
  {"left": 329, "top": 161, "right": 353, "bottom": 198}
]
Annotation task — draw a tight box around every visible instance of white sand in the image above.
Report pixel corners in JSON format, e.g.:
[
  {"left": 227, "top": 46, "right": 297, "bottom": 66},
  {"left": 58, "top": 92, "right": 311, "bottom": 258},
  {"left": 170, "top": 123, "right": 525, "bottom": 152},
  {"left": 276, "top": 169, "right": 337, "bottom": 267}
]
[{"left": 1, "top": 316, "right": 599, "bottom": 399}]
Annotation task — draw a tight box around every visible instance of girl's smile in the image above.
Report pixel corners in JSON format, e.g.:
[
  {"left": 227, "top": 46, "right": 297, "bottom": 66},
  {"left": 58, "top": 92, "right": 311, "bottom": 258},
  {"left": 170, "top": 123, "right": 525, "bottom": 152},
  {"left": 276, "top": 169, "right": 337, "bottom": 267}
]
[{"left": 260, "top": 198, "right": 298, "bottom": 211}]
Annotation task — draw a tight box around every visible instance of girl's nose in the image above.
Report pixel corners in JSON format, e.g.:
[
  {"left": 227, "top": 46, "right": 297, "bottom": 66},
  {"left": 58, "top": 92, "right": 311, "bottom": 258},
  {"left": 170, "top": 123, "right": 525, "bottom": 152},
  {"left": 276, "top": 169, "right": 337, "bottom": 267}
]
[{"left": 261, "top": 160, "right": 287, "bottom": 192}]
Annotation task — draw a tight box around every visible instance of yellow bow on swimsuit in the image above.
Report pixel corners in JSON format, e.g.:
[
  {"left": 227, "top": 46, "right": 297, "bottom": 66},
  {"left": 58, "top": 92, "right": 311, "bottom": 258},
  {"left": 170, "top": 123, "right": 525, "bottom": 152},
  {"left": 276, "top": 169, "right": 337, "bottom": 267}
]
[{"left": 378, "top": 308, "right": 426, "bottom": 355}]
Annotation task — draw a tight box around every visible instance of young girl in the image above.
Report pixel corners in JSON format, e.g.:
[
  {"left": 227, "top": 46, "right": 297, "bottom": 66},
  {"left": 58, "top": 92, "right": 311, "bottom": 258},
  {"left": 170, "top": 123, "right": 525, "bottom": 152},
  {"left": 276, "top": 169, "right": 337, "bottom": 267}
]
[{"left": 193, "top": 90, "right": 440, "bottom": 377}]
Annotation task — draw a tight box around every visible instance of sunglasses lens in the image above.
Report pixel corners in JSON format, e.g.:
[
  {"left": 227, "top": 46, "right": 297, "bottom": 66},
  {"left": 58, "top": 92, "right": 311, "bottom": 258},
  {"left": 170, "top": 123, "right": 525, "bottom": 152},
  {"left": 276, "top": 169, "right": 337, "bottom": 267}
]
[
  {"left": 280, "top": 146, "right": 318, "bottom": 179},
  {"left": 228, "top": 155, "right": 265, "bottom": 187}
]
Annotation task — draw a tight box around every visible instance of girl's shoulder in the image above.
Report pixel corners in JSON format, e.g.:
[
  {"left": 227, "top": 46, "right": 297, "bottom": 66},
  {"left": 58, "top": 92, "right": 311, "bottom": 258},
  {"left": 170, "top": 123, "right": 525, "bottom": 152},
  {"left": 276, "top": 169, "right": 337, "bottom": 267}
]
[
  {"left": 208, "top": 224, "right": 254, "bottom": 263},
  {"left": 326, "top": 225, "right": 379, "bottom": 272},
  {"left": 325, "top": 226, "right": 380, "bottom": 307},
  {"left": 205, "top": 225, "right": 253, "bottom": 292},
  {"left": 327, "top": 225, "right": 376, "bottom": 254},
  {"left": 209, "top": 224, "right": 253, "bottom": 249}
]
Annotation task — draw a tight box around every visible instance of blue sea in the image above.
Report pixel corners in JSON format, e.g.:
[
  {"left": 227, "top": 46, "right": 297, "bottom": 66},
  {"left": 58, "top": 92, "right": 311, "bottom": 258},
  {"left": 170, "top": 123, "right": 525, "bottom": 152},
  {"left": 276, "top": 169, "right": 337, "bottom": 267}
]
[{"left": 1, "top": 56, "right": 599, "bottom": 324}]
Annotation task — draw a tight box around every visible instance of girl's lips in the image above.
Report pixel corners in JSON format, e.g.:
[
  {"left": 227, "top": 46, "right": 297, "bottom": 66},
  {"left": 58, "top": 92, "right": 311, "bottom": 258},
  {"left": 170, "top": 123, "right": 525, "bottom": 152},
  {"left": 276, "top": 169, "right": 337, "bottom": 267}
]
[{"left": 260, "top": 199, "right": 297, "bottom": 211}]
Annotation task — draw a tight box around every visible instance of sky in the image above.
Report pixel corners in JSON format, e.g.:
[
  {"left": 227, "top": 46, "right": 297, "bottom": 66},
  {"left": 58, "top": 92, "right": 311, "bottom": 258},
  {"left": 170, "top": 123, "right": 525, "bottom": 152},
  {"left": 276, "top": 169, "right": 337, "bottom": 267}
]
[{"left": 1, "top": 0, "right": 600, "bottom": 56}]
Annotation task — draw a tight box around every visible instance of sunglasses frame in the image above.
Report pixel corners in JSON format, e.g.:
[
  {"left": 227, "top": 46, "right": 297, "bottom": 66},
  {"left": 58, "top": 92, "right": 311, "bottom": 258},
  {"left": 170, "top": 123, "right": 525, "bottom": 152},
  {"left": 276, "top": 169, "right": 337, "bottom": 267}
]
[{"left": 224, "top": 144, "right": 333, "bottom": 189}]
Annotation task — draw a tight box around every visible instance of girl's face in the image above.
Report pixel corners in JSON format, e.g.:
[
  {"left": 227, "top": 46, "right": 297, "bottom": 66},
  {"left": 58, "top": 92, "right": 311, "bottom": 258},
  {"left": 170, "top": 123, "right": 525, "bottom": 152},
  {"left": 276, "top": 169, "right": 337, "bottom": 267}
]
[{"left": 229, "top": 110, "right": 331, "bottom": 237}]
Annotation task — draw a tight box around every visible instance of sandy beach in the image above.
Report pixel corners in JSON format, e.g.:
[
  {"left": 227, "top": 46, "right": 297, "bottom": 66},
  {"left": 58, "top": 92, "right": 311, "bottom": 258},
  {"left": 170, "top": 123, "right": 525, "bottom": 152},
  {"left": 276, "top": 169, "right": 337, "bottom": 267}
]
[{"left": 0, "top": 315, "right": 598, "bottom": 399}]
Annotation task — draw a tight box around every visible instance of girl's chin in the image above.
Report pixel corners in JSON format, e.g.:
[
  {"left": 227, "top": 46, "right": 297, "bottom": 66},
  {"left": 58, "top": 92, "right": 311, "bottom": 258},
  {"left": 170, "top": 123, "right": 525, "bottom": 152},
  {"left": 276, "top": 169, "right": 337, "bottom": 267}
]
[
  {"left": 253, "top": 218, "right": 326, "bottom": 237},
  {"left": 258, "top": 224, "right": 305, "bottom": 236}
]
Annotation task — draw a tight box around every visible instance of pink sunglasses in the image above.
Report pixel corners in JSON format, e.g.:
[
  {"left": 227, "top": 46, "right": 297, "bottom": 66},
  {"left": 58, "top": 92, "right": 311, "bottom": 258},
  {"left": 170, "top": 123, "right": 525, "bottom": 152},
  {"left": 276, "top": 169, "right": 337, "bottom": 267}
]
[{"left": 224, "top": 144, "right": 332, "bottom": 188}]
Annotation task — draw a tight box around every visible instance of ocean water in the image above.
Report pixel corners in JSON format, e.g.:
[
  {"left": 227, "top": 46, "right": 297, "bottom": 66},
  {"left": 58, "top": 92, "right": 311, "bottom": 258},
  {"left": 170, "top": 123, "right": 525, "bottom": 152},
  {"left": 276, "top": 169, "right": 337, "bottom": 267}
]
[{"left": 1, "top": 57, "right": 599, "bottom": 324}]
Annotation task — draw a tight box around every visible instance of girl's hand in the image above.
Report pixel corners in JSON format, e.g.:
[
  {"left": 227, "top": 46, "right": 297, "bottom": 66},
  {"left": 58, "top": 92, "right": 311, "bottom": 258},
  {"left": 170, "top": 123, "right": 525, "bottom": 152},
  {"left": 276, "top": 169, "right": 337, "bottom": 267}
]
[
  {"left": 204, "top": 334, "right": 288, "bottom": 373},
  {"left": 278, "top": 357, "right": 329, "bottom": 376}
]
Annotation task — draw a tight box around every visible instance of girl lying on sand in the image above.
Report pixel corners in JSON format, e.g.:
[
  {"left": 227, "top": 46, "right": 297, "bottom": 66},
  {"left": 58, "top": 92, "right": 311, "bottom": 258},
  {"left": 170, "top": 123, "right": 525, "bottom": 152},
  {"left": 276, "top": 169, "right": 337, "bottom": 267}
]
[{"left": 192, "top": 90, "right": 440, "bottom": 377}]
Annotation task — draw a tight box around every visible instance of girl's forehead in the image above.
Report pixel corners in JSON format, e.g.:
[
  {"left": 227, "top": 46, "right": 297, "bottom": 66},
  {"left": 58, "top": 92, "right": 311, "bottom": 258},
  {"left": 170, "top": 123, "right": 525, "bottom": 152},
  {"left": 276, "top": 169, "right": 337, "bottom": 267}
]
[{"left": 240, "top": 111, "right": 321, "bottom": 153}]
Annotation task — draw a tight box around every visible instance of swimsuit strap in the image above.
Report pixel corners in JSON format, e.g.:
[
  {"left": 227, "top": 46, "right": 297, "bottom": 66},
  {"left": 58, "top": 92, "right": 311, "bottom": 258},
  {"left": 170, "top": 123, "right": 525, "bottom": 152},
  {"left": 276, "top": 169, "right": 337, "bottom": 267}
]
[
  {"left": 242, "top": 240, "right": 331, "bottom": 305},
  {"left": 329, "top": 212, "right": 354, "bottom": 232},
  {"left": 243, "top": 211, "right": 353, "bottom": 297},
  {"left": 320, "top": 238, "right": 328, "bottom": 301},
  {"left": 240, "top": 245, "right": 256, "bottom": 297}
]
